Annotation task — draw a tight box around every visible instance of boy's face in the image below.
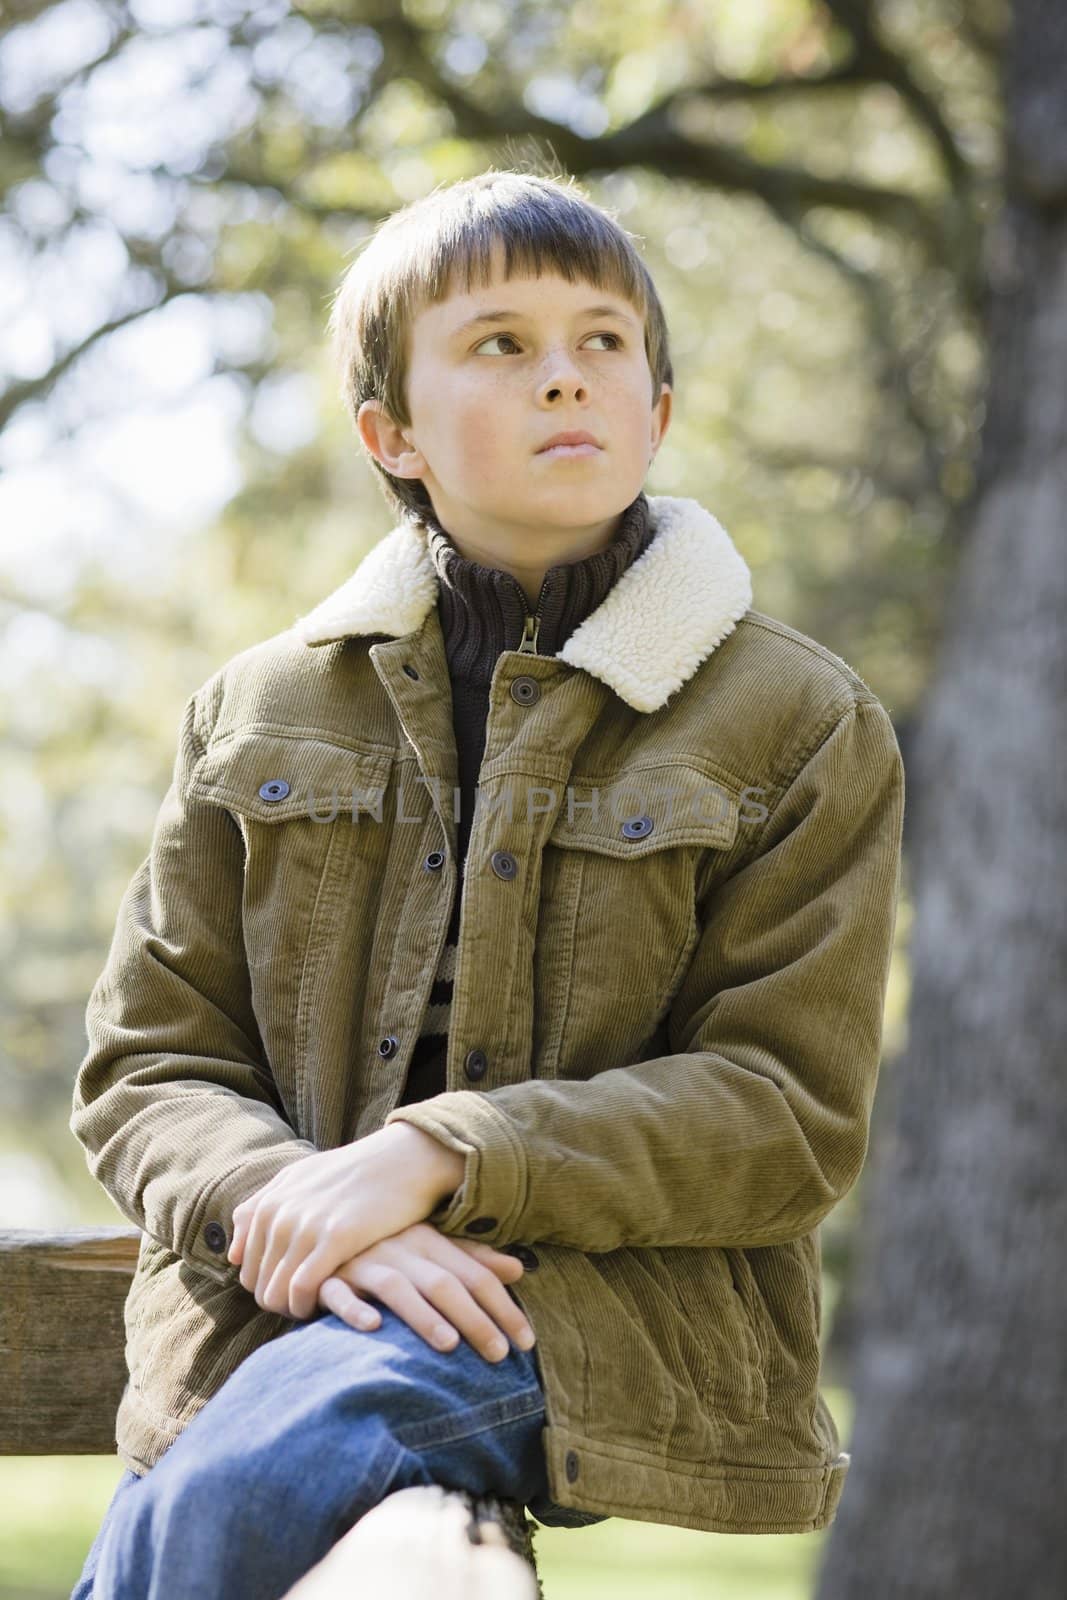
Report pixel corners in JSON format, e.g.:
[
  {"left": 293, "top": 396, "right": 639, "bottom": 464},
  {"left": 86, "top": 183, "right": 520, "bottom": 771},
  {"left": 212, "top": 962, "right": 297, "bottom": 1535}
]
[{"left": 359, "top": 240, "right": 672, "bottom": 545}]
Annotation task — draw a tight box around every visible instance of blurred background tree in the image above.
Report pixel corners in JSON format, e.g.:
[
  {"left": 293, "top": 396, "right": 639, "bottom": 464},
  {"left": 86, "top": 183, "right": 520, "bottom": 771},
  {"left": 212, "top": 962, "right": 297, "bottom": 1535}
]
[
  {"left": 815, "top": 2, "right": 1066, "bottom": 1596},
  {"left": 7, "top": 3, "right": 1058, "bottom": 1599}
]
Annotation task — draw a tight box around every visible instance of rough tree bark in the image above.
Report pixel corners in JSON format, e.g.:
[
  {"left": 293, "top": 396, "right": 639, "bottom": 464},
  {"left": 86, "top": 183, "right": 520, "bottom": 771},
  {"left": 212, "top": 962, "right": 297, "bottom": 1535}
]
[{"left": 814, "top": 4, "right": 1067, "bottom": 1597}]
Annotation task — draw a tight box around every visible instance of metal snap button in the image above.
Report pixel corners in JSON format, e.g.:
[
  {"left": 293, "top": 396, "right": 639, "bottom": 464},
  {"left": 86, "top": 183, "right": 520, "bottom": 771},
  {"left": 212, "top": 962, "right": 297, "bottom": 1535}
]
[
  {"left": 377, "top": 1035, "right": 399, "bottom": 1058},
  {"left": 506, "top": 1244, "right": 540, "bottom": 1271},
  {"left": 465, "top": 1216, "right": 498, "bottom": 1234},
  {"left": 259, "top": 779, "right": 290, "bottom": 802},
  {"left": 464, "top": 1048, "right": 488, "bottom": 1081},
  {"left": 403, "top": 664, "right": 420, "bottom": 679},
  {"left": 491, "top": 850, "right": 518, "bottom": 880},
  {"left": 621, "top": 815, "right": 654, "bottom": 840},
  {"left": 203, "top": 1221, "right": 227, "bottom": 1254},
  {"left": 510, "top": 676, "right": 540, "bottom": 705},
  {"left": 423, "top": 851, "right": 445, "bottom": 871}
]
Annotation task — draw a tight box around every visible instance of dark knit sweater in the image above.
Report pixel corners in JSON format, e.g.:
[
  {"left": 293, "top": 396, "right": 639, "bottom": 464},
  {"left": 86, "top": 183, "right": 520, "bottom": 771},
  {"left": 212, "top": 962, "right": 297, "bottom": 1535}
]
[{"left": 396, "top": 490, "right": 656, "bottom": 1107}]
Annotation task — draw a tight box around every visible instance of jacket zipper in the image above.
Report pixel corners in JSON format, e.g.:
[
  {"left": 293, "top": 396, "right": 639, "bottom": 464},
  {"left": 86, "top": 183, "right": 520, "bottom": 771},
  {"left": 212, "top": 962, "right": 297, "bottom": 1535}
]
[
  {"left": 516, "top": 575, "right": 551, "bottom": 655},
  {"left": 517, "top": 613, "right": 541, "bottom": 654}
]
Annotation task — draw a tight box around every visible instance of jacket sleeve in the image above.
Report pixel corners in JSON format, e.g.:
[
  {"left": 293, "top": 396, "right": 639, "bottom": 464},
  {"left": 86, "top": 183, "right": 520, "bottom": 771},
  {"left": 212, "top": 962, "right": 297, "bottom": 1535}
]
[
  {"left": 384, "top": 694, "right": 905, "bottom": 1253},
  {"left": 70, "top": 687, "right": 318, "bottom": 1285}
]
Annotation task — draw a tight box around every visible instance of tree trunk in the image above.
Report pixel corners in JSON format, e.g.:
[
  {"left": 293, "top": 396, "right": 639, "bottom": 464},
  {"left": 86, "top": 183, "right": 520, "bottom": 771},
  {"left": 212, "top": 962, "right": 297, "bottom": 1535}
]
[{"left": 814, "top": 5, "right": 1067, "bottom": 1597}]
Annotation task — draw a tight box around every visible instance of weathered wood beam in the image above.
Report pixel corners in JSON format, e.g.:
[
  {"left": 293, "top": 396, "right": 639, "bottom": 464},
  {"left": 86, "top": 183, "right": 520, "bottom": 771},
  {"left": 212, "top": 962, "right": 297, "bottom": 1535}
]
[{"left": 0, "top": 1227, "right": 138, "bottom": 1454}]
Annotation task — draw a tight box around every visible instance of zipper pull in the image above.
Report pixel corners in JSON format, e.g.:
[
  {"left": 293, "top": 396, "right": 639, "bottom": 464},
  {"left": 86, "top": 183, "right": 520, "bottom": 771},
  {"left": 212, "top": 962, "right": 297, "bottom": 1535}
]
[{"left": 517, "top": 614, "right": 541, "bottom": 655}]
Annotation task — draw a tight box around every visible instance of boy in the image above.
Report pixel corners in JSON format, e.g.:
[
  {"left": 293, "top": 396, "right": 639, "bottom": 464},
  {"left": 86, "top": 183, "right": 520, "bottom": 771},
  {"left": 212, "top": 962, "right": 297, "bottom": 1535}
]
[{"left": 70, "top": 169, "right": 905, "bottom": 1596}]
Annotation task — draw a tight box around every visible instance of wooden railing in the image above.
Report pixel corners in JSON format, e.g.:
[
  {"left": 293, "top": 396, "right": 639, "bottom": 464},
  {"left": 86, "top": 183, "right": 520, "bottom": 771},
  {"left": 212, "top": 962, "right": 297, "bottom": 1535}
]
[{"left": 0, "top": 1227, "right": 543, "bottom": 1597}]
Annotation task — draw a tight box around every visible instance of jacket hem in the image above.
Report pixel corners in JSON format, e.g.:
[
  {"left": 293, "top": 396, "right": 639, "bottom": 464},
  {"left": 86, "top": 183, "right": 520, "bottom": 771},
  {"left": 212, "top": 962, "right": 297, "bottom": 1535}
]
[{"left": 535, "top": 1425, "right": 851, "bottom": 1534}]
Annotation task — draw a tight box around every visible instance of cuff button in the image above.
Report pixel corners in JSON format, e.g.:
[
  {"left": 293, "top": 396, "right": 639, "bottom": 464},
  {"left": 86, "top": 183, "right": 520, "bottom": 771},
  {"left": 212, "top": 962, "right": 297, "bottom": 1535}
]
[
  {"left": 203, "top": 1221, "right": 227, "bottom": 1253},
  {"left": 465, "top": 1216, "right": 498, "bottom": 1234}
]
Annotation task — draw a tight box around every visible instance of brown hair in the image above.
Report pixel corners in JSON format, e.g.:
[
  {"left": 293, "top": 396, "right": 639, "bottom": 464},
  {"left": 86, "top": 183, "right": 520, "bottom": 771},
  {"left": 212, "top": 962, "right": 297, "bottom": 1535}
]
[{"left": 326, "top": 166, "right": 674, "bottom": 523}]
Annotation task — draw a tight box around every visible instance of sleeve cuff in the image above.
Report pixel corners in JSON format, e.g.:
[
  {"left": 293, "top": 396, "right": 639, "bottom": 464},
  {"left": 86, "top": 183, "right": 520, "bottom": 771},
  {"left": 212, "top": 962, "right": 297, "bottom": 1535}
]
[{"left": 383, "top": 1092, "right": 529, "bottom": 1245}]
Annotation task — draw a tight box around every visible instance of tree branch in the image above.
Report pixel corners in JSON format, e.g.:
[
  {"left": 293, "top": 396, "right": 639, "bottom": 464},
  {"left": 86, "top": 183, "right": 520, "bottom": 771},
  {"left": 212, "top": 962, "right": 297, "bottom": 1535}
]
[
  {"left": 365, "top": 10, "right": 952, "bottom": 264},
  {"left": 820, "top": 0, "right": 972, "bottom": 191}
]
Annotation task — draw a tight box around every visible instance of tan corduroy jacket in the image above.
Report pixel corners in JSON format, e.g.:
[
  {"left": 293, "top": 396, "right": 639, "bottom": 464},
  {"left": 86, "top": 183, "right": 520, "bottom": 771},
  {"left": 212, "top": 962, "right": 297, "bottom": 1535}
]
[{"left": 71, "top": 493, "right": 905, "bottom": 1536}]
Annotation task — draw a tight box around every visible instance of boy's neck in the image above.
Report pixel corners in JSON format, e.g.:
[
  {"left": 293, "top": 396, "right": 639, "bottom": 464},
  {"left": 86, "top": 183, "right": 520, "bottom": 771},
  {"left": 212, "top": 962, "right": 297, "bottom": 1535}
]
[
  {"left": 427, "top": 491, "right": 654, "bottom": 666},
  {"left": 420, "top": 509, "right": 627, "bottom": 613}
]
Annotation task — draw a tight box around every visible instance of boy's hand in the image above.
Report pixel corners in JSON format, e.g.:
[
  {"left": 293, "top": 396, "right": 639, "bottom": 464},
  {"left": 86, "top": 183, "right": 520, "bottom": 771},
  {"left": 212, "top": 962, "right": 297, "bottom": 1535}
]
[
  {"left": 226, "top": 1124, "right": 461, "bottom": 1321},
  {"left": 316, "top": 1222, "right": 537, "bottom": 1363}
]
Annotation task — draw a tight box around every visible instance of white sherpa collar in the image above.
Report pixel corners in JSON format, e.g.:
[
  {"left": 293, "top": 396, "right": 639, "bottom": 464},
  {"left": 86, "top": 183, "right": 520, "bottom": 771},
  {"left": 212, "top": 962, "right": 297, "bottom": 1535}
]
[{"left": 292, "top": 494, "right": 752, "bottom": 714}]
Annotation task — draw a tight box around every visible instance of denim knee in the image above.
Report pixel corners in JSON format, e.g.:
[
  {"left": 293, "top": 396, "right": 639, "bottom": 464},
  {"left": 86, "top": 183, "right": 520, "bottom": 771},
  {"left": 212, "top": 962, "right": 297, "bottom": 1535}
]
[{"left": 84, "top": 1307, "right": 549, "bottom": 1598}]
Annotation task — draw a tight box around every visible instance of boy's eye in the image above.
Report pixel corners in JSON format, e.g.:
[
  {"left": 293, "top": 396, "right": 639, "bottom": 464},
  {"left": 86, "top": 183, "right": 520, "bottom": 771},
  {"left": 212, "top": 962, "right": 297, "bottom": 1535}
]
[{"left": 474, "top": 331, "right": 623, "bottom": 355}]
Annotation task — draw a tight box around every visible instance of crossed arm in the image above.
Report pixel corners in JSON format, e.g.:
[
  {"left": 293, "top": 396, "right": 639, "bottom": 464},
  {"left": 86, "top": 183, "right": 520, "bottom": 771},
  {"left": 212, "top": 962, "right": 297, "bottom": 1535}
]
[{"left": 226, "top": 1121, "right": 467, "bottom": 1319}]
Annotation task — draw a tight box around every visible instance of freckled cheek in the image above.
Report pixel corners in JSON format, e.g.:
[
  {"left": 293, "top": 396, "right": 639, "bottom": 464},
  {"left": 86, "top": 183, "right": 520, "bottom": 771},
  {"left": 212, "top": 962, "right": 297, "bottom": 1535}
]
[
  {"left": 617, "top": 401, "right": 656, "bottom": 452},
  {"left": 450, "top": 421, "right": 506, "bottom": 476},
  {"left": 445, "top": 395, "right": 519, "bottom": 475}
]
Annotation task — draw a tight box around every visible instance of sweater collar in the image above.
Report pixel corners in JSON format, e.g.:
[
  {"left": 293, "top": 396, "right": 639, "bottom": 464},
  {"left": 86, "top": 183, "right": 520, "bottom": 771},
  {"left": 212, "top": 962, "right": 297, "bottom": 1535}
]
[
  {"left": 425, "top": 492, "right": 654, "bottom": 678},
  {"left": 292, "top": 493, "right": 754, "bottom": 714}
]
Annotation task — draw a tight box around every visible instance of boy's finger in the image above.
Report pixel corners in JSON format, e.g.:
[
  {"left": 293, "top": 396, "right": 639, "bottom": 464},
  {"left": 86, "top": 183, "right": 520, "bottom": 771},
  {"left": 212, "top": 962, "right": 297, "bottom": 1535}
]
[
  {"left": 456, "top": 1238, "right": 524, "bottom": 1274},
  {"left": 288, "top": 1241, "right": 354, "bottom": 1321},
  {"left": 237, "top": 1215, "right": 268, "bottom": 1295},
  {"left": 318, "top": 1276, "right": 380, "bottom": 1330}
]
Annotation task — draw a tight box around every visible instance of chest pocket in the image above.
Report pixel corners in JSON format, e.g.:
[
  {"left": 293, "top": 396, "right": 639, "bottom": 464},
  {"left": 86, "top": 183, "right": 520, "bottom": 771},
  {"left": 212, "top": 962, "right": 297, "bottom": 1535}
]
[
  {"left": 187, "top": 729, "right": 396, "bottom": 1132},
  {"left": 536, "top": 766, "right": 741, "bottom": 1072},
  {"left": 188, "top": 729, "right": 395, "bottom": 823}
]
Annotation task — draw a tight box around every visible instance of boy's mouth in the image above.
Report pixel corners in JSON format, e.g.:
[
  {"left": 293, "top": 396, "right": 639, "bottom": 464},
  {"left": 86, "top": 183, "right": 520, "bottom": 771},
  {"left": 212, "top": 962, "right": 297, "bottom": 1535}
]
[
  {"left": 535, "top": 429, "right": 603, "bottom": 453},
  {"left": 537, "top": 442, "right": 603, "bottom": 460}
]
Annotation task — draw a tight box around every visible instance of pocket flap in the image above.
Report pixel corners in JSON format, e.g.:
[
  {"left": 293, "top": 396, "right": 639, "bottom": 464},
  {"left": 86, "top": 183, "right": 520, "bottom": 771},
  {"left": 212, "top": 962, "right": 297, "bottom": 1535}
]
[
  {"left": 548, "top": 766, "right": 740, "bottom": 859},
  {"left": 189, "top": 730, "right": 395, "bottom": 823}
]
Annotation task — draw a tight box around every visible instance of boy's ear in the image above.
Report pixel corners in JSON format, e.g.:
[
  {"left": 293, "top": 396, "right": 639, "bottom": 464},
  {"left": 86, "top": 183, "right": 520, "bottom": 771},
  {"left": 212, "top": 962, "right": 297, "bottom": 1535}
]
[
  {"left": 356, "top": 398, "right": 426, "bottom": 479},
  {"left": 651, "top": 382, "right": 672, "bottom": 458}
]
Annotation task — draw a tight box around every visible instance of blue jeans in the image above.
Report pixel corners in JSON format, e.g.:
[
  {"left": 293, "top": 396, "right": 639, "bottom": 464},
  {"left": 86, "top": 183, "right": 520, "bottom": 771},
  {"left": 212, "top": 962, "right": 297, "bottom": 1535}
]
[{"left": 71, "top": 1301, "right": 551, "bottom": 1599}]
